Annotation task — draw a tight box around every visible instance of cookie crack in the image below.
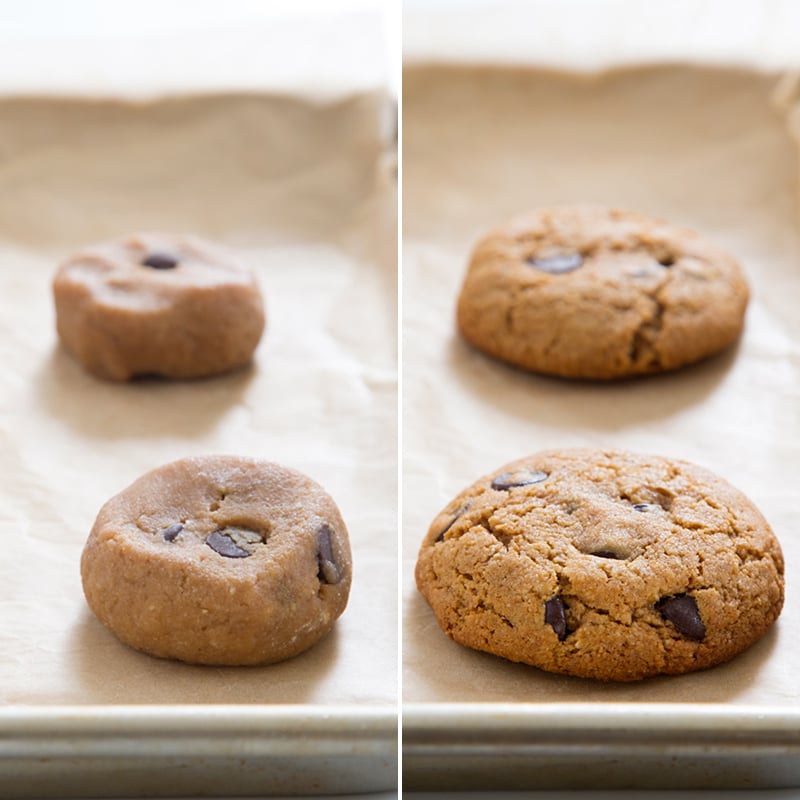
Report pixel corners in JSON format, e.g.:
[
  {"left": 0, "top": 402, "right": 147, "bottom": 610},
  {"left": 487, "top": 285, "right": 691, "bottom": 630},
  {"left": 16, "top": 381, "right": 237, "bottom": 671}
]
[
  {"left": 475, "top": 598, "right": 515, "bottom": 629},
  {"left": 209, "top": 489, "right": 228, "bottom": 513},
  {"left": 628, "top": 281, "right": 668, "bottom": 367},
  {"left": 471, "top": 515, "right": 514, "bottom": 549}
]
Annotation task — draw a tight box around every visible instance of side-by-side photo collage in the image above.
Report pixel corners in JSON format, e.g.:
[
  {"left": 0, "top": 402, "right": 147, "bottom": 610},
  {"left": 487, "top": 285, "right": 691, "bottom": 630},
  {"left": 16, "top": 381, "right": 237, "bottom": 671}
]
[{"left": 0, "top": 2, "right": 798, "bottom": 799}]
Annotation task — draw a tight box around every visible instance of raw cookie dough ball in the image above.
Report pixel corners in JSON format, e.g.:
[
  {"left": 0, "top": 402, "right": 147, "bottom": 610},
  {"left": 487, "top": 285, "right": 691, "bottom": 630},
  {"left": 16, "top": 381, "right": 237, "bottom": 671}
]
[
  {"left": 81, "top": 455, "right": 352, "bottom": 665},
  {"left": 416, "top": 449, "right": 784, "bottom": 681},
  {"left": 53, "top": 234, "right": 265, "bottom": 380},
  {"left": 456, "top": 206, "right": 749, "bottom": 379}
]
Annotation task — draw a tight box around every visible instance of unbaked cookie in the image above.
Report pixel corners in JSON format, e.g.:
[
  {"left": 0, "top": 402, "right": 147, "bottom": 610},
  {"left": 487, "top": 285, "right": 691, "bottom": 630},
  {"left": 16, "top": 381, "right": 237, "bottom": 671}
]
[
  {"left": 53, "top": 234, "right": 265, "bottom": 380},
  {"left": 416, "top": 449, "right": 783, "bottom": 681},
  {"left": 81, "top": 455, "right": 352, "bottom": 665},
  {"left": 456, "top": 206, "right": 749, "bottom": 379}
]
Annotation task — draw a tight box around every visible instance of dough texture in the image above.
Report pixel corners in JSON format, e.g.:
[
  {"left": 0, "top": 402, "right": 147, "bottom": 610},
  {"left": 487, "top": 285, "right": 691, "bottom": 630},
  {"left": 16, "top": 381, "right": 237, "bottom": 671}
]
[
  {"left": 456, "top": 206, "right": 749, "bottom": 379},
  {"left": 81, "top": 455, "right": 352, "bottom": 665},
  {"left": 54, "top": 233, "right": 265, "bottom": 380},
  {"left": 416, "top": 449, "right": 783, "bottom": 681}
]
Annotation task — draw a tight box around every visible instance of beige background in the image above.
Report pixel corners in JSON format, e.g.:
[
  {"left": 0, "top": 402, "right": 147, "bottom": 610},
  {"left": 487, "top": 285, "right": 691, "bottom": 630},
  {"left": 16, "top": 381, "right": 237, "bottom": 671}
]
[
  {"left": 403, "top": 63, "right": 800, "bottom": 704},
  {"left": 0, "top": 88, "right": 397, "bottom": 707}
]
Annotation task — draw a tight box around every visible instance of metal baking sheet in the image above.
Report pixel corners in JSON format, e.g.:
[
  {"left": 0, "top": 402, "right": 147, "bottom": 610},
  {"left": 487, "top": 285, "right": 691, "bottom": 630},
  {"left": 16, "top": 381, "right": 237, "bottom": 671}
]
[
  {"left": 404, "top": 704, "right": 800, "bottom": 790},
  {"left": 0, "top": 88, "right": 397, "bottom": 796},
  {"left": 0, "top": 706, "right": 395, "bottom": 797},
  {"left": 402, "top": 59, "right": 800, "bottom": 790}
]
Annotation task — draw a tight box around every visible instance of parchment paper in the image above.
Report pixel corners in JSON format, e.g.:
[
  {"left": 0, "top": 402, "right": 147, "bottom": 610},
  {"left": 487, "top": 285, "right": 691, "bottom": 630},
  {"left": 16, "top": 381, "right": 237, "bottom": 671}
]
[
  {"left": 403, "top": 64, "right": 800, "bottom": 704},
  {"left": 0, "top": 90, "right": 397, "bottom": 706}
]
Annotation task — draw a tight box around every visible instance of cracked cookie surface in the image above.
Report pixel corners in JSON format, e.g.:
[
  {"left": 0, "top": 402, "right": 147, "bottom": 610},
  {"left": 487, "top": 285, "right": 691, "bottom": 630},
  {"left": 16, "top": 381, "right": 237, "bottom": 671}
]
[
  {"left": 456, "top": 206, "right": 749, "bottom": 379},
  {"left": 81, "top": 455, "right": 352, "bottom": 665},
  {"left": 54, "top": 233, "right": 265, "bottom": 381},
  {"left": 415, "top": 449, "right": 783, "bottom": 681}
]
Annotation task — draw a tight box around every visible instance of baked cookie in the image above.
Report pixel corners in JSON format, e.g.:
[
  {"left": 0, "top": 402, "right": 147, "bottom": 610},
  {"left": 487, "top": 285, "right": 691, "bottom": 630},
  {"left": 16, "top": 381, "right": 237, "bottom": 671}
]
[
  {"left": 81, "top": 455, "right": 351, "bottom": 665},
  {"left": 456, "top": 206, "right": 749, "bottom": 379},
  {"left": 416, "top": 449, "right": 783, "bottom": 681},
  {"left": 53, "top": 234, "right": 265, "bottom": 380}
]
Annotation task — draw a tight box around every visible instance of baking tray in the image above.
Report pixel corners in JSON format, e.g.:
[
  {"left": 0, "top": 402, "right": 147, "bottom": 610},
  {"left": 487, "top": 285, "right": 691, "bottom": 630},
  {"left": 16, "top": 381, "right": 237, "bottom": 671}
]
[
  {"left": 0, "top": 706, "right": 395, "bottom": 797},
  {"left": 401, "top": 61, "right": 800, "bottom": 789},
  {"left": 0, "top": 90, "right": 397, "bottom": 796},
  {"left": 404, "top": 704, "right": 800, "bottom": 791}
]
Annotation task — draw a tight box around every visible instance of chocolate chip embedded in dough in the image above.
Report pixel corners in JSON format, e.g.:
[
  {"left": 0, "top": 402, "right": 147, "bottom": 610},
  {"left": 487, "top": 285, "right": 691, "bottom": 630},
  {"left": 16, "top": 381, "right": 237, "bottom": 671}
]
[
  {"left": 141, "top": 252, "right": 179, "bottom": 270},
  {"left": 491, "top": 469, "right": 548, "bottom": 491},
  {"left": 632, "top": 503, "right": 659, "bottom": 512},
  {"left": 545, "top": 596, "right": 568, "bottom": 640},
  {"left": 435, "top": 502, "right": 471, "bottom": 543},
  {"left": 206, "top": 529, "right": 252, "bottom": 559},
  {"left": 435, "top": 517, "right": 456, "bottom": 543},
  {"left": 590, "top": 550, "right": 622, "bottom": 560},
  {"left": 80, "top": 455, "right": 353, "bottom": 666},
  {"left": 317, "top": 523, "right": 341, "bottom": 585},
  {"left": 528, "top": 253, "right": 583, "bottom": 274},
  {"left": 162, "top": 523, "right": 183, "bottom": 542},
  {"left": 656, "top": 593, "right": 706, "bottom": 641}
]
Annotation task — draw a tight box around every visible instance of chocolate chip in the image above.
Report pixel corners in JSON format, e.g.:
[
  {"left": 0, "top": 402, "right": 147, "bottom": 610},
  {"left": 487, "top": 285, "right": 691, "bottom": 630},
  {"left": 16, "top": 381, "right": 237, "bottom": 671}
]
[
  {"left": 142, "top": 252, "right": 179, "bottom": 270},
  {"left": 162, "top": 523, "right": 183, "bottom": 542},
  {"left": 590, "top": 550, "right": 621, "bottom": 559},
  {"left": 206, "top": 530, "right": 251, "bottom": 558},
  {"left": 528, "top": 253, "right": 583, "bottom": 274},
  {"left": 317, "top": 523, "right": 341, "bottom": 584},
  {"left": 545, "top": 596, "right": 567, "bottom": 640},
  {"left": 656, "top": 594, "right": 706, "bottom": 641},
  {"left": 657, "top": 255, "right": 675, "bottom": 267},
  {"left": 491, "top": 469, "right": 548, "bottom": 491},
  {"left": 435, "top": 516, "right": 457, "bottom": 543},
  {"left": 632, "top": 503, "right": 658, "bottom": 512},
  {"left": 435, "top": 503, "right": 471, "bottom": 542}
]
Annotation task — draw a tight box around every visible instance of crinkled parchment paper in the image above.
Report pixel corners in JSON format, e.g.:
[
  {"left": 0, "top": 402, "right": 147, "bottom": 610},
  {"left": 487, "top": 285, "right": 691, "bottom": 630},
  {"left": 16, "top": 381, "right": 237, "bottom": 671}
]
[
  {"left": 0, "top": 88, "right": 397, "bottom": 706},
  {"left": 403, "top": 62, "right": 800, "bottom": 704}
]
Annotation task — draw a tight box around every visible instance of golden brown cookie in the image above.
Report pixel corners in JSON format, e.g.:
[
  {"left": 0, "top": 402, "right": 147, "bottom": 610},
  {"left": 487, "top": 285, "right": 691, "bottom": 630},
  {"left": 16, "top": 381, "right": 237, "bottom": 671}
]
[
  {"left": 416, "top": 449, "right": 783, "bottom": 681},
  {"left": 81, "top": 455, "right": 352, "bottom": 665},
  {"left": 53, "top": 234, "right": 265, "bottom": 380},
  {"left": 456, "top": 206, "right": 749, "bottom": 379}
]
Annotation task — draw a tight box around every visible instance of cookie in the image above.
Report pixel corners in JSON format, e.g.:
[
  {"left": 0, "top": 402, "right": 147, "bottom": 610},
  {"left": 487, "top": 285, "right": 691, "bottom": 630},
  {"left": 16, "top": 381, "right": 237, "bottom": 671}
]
[
  {"left": 456, "top": 206, "right": 749, "bottom": 379},
  {"left": 415, "top": 449, "right": 783, "bottom": 681},
  {"left": 53, "top": 233, "right": 265, "bottom": 380},
  {"left": 81, "top": 455, "right": 352, "bottom": 665}
]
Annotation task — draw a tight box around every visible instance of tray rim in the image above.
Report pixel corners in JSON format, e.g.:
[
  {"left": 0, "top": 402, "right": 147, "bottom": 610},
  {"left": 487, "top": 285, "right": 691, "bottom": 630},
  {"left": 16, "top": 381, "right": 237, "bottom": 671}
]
[
  {"left": 0, "top": 704, "right": 398, "bottom": 796},
  {"left": 0, "top": 703, "right": 398, "bottom": 754},
  {"left": 403, "top": 702, "right": 800, "bottom": 790},
  {"left": 403, "top": 701, "right": 800, "bottom": 736},
  {"left": 0, "top": 701, "right": 397, "bottom": 725}
]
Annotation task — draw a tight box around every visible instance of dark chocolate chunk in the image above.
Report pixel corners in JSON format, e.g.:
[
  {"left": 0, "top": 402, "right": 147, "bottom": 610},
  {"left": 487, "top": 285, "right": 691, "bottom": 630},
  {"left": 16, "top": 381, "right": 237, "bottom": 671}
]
[
  {"left": 435, "top": 502, "right": 471, "bottom": 542},
  {"left": 142, "top": 252, "right": 179, "bottom": 270},
  {"left": 528, "top": 253, "right": 583, "bottom": 274},
  {"left": 317, "top": 523, "right": 341, "bottom": 584},
  {"left": 656, "top": 593, "right": 706, "bottom": 641},
  {"left": 545, "top": 596, "right": 567, "bottom": 640},
  {"left": 206, "top": 530, "right": 251, "bottom": 558},
  {"left": 162, "top": 523, "right": 183, "bottom": 542},
  {"left": 632, "top": 503, "right": 658, "bottom": 512},
  {"left": 435, "top": 516, "right": 457, "bottom": 543},
  {"left": 657, "top": 255, "right": 675, "bottom": 267},
  {"left": 491, "top": 469, "right": 548, "bottom": 491},
  {"left": 590, "top": 550, "right": 621, "bottom": 559}
]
